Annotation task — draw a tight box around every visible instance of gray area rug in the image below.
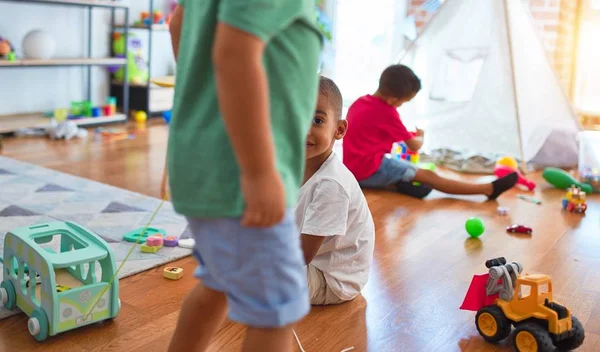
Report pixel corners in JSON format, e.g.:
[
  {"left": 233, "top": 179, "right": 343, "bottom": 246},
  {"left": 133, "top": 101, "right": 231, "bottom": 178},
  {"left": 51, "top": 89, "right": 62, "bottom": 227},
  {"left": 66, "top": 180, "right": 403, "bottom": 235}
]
[{"left": 0, "top": 156, "right": 192, "bottom": 320}]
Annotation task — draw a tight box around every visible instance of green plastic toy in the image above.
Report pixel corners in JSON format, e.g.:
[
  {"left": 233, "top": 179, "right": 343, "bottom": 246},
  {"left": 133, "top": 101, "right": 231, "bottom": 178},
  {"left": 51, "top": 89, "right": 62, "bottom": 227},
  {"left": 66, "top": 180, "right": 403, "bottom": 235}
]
[
  {"left": 465, "top": 217, "right": 485, "bottom": 238},
  {"left": 542, "top": 167, "right": 593, "bottom": 194},
  {"left": 122, "top": 227, "right": 166, "bottom": 244},
  {"left": 0, "top": 221, "right": 120, "bottom": 341}
]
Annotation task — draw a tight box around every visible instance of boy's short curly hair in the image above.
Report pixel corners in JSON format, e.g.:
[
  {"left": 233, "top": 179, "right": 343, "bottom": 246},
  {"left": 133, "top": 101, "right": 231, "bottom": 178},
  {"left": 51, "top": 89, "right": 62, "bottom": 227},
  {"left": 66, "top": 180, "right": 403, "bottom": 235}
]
[
  {"left": 319, "top": 76, "right": 343, "bottom": 121},
  {"left": 378, "top": 64, "right": 421, "bottom": 99}
]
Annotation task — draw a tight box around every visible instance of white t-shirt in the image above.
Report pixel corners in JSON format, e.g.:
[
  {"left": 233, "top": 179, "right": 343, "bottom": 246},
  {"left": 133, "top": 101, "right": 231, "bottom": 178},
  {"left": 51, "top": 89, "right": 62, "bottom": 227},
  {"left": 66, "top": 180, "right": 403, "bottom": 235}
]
[{"left": 295, "top": 152, "right": 375, "bottom": 301}]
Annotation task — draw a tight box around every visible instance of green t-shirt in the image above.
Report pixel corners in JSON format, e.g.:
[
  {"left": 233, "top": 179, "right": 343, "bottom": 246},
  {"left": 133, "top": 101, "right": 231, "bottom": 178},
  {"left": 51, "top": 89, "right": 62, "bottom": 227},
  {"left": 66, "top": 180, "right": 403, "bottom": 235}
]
[{"left": 167, "top": 0, "right": 322, "bottom": 218}]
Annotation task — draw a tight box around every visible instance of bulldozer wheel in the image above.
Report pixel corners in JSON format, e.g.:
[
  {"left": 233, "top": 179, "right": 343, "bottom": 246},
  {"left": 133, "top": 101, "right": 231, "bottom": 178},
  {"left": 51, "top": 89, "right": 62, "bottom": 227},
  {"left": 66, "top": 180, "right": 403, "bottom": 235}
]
[
  {"left": 513, "top": 323, "right": 553, "bottom": 352},
  {"left": 553, "top": 316, "right": 585, "bottom": 350},
  {"left": 475, "top": 306, "right": 511, "bottom": 343}
]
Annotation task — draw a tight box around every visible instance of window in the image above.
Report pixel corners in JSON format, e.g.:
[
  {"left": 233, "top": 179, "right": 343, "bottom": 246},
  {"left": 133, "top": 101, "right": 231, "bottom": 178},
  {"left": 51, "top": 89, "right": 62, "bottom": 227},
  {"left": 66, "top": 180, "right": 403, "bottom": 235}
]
[
  {"left": 538, "top": 283, "right": 549, "bottom": 295},
  {"left": 519, "top": 284, "right": 532, "bottom": 300}
]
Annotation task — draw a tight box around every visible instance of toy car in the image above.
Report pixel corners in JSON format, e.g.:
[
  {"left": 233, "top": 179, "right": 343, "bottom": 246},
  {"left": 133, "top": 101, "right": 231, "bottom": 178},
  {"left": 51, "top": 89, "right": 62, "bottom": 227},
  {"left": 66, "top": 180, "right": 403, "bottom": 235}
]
[
  {"left": 506, "top": 224, "right": 532, "bottom": 234},
  {"left": 0, "top": 221, "right": 120, "bottom": 341},
  {"left": 462, "top": 257, "right": 585, "bottom": 351},
  {"left": 562, "top": 185, "right": 587, "bottom": 214}
]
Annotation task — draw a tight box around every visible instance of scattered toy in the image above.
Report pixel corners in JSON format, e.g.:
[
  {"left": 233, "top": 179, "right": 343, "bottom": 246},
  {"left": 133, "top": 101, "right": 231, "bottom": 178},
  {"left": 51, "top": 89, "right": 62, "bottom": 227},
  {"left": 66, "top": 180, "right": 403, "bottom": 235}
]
[
  {"left": 516, "top": 194, "right": 542, "bottom": 205},
  {"left": 123, "top": 227, "right": 166, "bottom": 244},
  {"left": 460, "top": 257, "right": 585, "bottom": 351},
  {"left": 465, "top": 217, "right": 485, "bottom": 238},
  {"left": 163, "top": 267, "right": 183, "bottom": 280},
  {"left": 163, "top": 236, "right": 179, "bottom": 247},
  {"left": 178, "top": 238, "right": 195, "bottom": 249},
  {"left": 562, "top": 185, "right": 587, "bottom": 214},
  {"left": 496, "top": 206, "right": 509, "bottom": 216},
  {"left": 506, "top": 224, "right": 532, "bottom": 234}
]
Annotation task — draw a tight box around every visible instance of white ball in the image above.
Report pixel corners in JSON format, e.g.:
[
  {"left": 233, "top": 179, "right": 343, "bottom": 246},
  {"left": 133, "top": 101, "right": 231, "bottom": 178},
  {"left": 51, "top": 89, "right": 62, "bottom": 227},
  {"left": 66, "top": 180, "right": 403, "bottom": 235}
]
[{"left": 22, "top": 29, "right": 56, "bottom": 60}]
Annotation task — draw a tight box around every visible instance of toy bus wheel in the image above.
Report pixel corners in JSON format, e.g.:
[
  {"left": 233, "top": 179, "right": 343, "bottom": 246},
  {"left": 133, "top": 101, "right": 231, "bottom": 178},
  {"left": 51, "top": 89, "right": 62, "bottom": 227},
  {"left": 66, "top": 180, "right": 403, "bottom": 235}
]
[
  {"left": 513, "top": 323, "right": 553, "bottom": 352},
  {"left": 475, "top": 305, "right": 511, "bottom": 343},
  {"left": 553, "top": 316, "right": 585, "bottom": 350},
  {"left": 28, "top": 308, "right": 49, "bottom": 342},
  {"left": 0, "top": 281, "right": 16, "bottom": 310}
]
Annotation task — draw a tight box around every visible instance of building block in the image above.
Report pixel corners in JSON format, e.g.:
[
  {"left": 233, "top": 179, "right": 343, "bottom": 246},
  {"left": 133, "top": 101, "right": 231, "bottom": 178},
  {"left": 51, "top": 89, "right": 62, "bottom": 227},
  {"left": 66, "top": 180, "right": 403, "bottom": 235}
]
[
  {"left": 163, "top": 267, "right": 183, "bottom": 280},
  {"left": 123, "top": 227, "right": 166, "bottom": 244}
]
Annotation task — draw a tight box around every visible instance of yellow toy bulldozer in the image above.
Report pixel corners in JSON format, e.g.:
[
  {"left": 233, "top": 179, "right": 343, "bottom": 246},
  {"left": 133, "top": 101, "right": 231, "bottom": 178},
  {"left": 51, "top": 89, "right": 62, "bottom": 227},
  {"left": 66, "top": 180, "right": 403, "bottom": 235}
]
[{"left": 463, "top": 257, "right": 585, "bottom": 351}]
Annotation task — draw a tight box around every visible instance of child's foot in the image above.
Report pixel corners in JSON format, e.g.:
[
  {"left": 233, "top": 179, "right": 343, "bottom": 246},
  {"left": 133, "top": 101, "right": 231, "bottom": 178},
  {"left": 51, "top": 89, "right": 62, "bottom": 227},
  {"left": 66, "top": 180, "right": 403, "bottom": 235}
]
[
  {"left": 488, "top": 172, "right": 518, "bottom": 200},
  {"left": 395, "top": 182, "right": 433, "bottom": 199}
]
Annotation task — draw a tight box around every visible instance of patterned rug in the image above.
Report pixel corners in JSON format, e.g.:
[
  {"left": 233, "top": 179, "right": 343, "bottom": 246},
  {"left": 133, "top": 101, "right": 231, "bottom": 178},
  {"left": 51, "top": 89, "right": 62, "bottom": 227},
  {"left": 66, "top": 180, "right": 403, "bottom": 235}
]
[{"left": 0, "top": 156, "right": 192, "bottom": 320}]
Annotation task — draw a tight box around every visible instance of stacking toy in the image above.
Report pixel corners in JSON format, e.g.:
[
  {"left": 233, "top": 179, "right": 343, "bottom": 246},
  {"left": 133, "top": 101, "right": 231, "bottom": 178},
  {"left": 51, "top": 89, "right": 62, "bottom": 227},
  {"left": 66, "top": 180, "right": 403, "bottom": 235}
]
[
  {"left": 494, "top": 165, "right": 536, "bottom": 191},
  {"left": 496, "top": 156, "right": 518, "bottom": 170},
  {"left": 542, "top": 167, "right": 593, "bottom": 194}
]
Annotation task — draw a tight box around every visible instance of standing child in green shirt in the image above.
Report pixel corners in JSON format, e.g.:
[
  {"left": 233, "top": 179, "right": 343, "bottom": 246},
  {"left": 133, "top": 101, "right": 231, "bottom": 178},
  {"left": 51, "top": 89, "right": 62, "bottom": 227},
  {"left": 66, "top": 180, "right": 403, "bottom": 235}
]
[{"left": 166, "top": 2, "right": 322, "bottom": 352}]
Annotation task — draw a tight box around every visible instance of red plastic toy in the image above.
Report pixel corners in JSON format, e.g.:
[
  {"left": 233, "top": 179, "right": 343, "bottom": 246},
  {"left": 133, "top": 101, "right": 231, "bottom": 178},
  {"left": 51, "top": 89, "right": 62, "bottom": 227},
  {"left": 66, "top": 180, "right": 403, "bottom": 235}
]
[
  {"left": 506, "top": 224, "right": 532, "bottom": 234},
  {"left": 494, "top": 165, "right": 536, "bottom": 191}
]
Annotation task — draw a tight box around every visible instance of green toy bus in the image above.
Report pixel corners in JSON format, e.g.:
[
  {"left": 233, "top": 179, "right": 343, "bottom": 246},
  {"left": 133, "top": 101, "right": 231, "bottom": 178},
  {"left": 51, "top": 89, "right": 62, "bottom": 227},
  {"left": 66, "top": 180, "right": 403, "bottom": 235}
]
[{"left": 0, "top": 221, "right": 120, "bottom": 341}]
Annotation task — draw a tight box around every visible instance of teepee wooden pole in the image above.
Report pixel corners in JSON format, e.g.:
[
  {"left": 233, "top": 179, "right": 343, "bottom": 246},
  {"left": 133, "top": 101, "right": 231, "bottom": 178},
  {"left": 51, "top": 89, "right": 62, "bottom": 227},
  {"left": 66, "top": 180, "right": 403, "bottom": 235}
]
[{"left": 503, "top": 0, "right": 528, "bottom": 174}]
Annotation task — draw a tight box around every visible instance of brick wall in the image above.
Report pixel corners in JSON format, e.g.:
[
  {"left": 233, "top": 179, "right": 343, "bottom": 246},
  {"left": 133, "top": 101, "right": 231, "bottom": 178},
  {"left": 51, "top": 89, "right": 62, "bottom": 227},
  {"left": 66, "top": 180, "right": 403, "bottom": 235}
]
[{"left": 407, "top": 0, "right": 578, "bottom": 93}]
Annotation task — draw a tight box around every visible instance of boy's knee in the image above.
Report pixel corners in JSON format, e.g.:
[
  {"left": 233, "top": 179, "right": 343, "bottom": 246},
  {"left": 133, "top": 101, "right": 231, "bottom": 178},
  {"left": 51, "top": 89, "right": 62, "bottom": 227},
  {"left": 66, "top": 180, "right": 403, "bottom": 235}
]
[{"left": 414, "top": 168, "right": 437, "bottom": 183}]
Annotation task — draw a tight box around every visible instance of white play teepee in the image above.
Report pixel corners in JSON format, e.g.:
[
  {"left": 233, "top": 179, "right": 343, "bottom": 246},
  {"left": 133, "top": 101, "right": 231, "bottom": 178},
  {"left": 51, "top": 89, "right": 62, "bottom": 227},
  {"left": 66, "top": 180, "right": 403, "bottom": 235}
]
[{"left": 398, "top": 0, "right": 581, "bottom": 168}]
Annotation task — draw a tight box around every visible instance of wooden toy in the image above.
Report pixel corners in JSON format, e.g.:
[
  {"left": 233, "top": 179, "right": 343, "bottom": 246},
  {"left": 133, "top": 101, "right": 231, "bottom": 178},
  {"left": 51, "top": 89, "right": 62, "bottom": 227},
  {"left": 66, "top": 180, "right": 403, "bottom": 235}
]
[
  {"left": 123, "top": 227, "right": 166, "bottom": 244},
  {"left": 562, "top": 185, "right": 587, "bottom": 214},
  {"left": 145, "top": 235, "right": 163, "bottom": 247},
  {"left": 140, "top": 244, "right": 162, "bottom": 253},
  {"left": 178, "top": 238, "right": 195, "bottom": 249},
  {"left": 461, "top": 257, "right": 585, "bottom": 351},
  {"left": 0, "top": 221, "right": 120, "bottom": 341},
  {"left": 163, "top": 236, "right": 178, "bottom": 247},
  {"left": 163, "top": 267, "right": 183, "bottom": 280}
]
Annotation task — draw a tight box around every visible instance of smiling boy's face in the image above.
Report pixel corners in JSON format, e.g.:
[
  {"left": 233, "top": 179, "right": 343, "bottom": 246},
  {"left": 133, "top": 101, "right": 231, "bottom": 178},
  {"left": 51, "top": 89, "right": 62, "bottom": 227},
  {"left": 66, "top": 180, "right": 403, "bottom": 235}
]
[{"left": 305, "top": 94, "right": 347, "bottom": 160}]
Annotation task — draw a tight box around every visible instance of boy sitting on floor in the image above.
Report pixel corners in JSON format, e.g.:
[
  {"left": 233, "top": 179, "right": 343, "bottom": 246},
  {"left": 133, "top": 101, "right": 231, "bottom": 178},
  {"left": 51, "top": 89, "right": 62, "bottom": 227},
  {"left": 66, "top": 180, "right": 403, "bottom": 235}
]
[
  {"left": 298, "top": 77, "right": 375, "bottom": 305},
  {"left": 343, "top": 64, "right": 518, "bottom": 200}
]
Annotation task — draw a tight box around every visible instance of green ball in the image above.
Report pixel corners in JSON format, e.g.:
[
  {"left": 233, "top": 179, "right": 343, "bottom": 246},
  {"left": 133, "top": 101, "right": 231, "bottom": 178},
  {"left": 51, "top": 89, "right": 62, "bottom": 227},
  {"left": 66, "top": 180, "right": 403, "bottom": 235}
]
[{"left": 465, "top": 217, "right": 485, "bottom": 237}]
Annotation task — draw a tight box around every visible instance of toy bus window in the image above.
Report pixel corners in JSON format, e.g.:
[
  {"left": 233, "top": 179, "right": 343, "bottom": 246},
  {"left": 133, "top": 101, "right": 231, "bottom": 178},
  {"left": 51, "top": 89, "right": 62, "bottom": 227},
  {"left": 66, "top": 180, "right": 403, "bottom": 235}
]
[
  {"left": 32, "top": 231, "right": 88, "bottom": 253},
  {"left": 539, "top": 283, "right": 549, "bottom": 295},
  {"left": 28, "top": 269, "right": 41, "bottom": 307},
  {"left": 8, "top": 256, "right": 18, "bottom": 279},
  {"left": 81, "top": 262, "right": 100, "bottom": 284},
  {"left": 19, "top": 261, "right": 29, "bottom": 295},
  {"left": 519, "top": 284, "right": 532, "bottom": 300}
]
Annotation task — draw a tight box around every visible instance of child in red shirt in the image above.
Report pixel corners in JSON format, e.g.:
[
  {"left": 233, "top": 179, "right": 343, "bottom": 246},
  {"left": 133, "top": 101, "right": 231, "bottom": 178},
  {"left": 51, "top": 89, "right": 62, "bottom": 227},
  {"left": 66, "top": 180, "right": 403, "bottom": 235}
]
[{"left": 343, "top": 64, "right": 517, "bottom": 200}]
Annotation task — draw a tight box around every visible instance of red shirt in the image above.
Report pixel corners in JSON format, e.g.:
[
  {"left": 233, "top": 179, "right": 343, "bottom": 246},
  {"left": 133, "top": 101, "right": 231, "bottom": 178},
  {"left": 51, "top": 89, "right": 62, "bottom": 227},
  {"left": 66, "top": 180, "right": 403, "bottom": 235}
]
[{"left": 343, "top": 95, "right": 413, "bottom": 181}]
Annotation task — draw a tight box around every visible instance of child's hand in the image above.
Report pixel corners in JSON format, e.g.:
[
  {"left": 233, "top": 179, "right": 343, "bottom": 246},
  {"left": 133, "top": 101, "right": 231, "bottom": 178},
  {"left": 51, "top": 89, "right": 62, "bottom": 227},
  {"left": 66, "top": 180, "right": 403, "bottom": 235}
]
[
  {"left": 240, "top": 169, "right": 286, "bottom": 228},
  {"left": 416, "top": 128, "right": 425, "bottom": 137}
]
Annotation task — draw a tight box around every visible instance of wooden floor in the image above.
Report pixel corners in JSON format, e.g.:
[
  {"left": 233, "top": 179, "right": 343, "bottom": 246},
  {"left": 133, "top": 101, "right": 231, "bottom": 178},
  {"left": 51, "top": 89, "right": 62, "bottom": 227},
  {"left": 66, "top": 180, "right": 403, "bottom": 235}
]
[{"left": 1, "top": 122, "right": 599, "bottom": 352}]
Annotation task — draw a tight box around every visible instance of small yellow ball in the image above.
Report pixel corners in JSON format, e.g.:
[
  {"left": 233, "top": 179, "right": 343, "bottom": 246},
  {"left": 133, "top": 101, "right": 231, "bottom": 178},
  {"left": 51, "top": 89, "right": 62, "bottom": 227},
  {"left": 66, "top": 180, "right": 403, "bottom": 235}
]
[{"left": 134, "top": 111, "right": 148, "bottom": 123}]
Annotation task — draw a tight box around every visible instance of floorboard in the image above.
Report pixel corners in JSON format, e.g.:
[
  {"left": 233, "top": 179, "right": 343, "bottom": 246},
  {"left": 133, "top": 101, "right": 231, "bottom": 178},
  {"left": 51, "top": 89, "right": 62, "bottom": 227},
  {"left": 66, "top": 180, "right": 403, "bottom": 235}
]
[{"left": 1, "top": 122, "right": 598, "bottom": 351}]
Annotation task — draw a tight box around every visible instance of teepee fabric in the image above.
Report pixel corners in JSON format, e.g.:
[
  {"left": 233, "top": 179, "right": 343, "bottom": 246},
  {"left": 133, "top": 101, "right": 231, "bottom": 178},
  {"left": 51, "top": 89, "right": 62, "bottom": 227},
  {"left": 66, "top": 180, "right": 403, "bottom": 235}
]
[{"left": 398, "top": 0, "right": 580, "bottom": 167}]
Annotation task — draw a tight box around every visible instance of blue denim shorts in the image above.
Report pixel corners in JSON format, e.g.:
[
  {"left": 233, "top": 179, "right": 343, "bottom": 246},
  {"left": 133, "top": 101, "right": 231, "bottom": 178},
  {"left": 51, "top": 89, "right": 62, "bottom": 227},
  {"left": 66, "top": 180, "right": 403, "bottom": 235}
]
[
  {"left": 359, "top": 154, "right": 418, "bottom": 188},
  {"left": 185, "top": 209, "right": 309, "bottom": 328}
]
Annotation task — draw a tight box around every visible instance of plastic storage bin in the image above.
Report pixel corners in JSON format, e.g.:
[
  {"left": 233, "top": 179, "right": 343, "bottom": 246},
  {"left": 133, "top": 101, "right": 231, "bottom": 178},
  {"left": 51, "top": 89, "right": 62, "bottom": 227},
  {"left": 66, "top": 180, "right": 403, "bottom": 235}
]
[{"left": 578, "top": 131, "right": 600, "bottom": 192}]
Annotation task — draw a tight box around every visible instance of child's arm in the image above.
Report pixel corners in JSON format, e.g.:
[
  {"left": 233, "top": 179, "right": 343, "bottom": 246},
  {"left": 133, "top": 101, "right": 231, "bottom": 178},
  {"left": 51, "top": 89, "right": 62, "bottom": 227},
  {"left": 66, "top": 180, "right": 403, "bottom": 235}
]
[
  {"left": 301, "top": 235, "right": 325, "bottom": 265},
  {"left": 169, "top": 5, "right": 183, "bottom": 60},
  {"left": 405, "top": 128, "right": 424, "bottom": 152},
  {"left": 161, "top": 4, "right": 184, "bottom": 200},
  {"left": 299, "top": 180, "right": 350, "bottom": 264},
  {"left": 213, "top": 23, "right": 284, "bottom": 227}
]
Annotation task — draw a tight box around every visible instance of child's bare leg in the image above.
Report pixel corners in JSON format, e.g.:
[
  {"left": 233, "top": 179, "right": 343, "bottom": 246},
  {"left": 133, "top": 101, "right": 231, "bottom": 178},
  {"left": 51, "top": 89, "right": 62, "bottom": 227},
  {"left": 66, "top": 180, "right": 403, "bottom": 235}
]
[
  {"left": 243, "top": 326, "right": 295, "bottom": 352},
  {"left": 168, "top": 284, "right": 228, "bottom": 352},
  {"left": 413, "top": 169, "right": 518, "bottom": 199}
]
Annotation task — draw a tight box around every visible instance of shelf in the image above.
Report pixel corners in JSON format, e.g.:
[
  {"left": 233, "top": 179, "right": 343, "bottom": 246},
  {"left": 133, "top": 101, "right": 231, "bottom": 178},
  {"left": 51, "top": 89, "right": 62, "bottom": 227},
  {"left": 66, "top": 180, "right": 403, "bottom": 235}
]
[
  {"left": 0, "top": 113, "right": 127, "bottom": 134},
  {"left": 114, "top": 24, "right": 169, "bottom": 31},
  {"left": 0, "top": 0, "right": 128, "bottom": 8},
  {"left": 111, "top": 76, "right": 175, "bottom": 88},
  {"left": 0, "top": 57, "right": 127, "bottom": 68}
]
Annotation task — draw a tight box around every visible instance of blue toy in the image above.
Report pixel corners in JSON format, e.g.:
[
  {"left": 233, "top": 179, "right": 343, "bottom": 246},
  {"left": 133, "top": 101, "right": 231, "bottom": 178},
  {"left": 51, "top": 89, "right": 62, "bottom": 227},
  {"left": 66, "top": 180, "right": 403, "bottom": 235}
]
[{"left": 0, "top": 222, "right": 120, "bottom": 341}]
